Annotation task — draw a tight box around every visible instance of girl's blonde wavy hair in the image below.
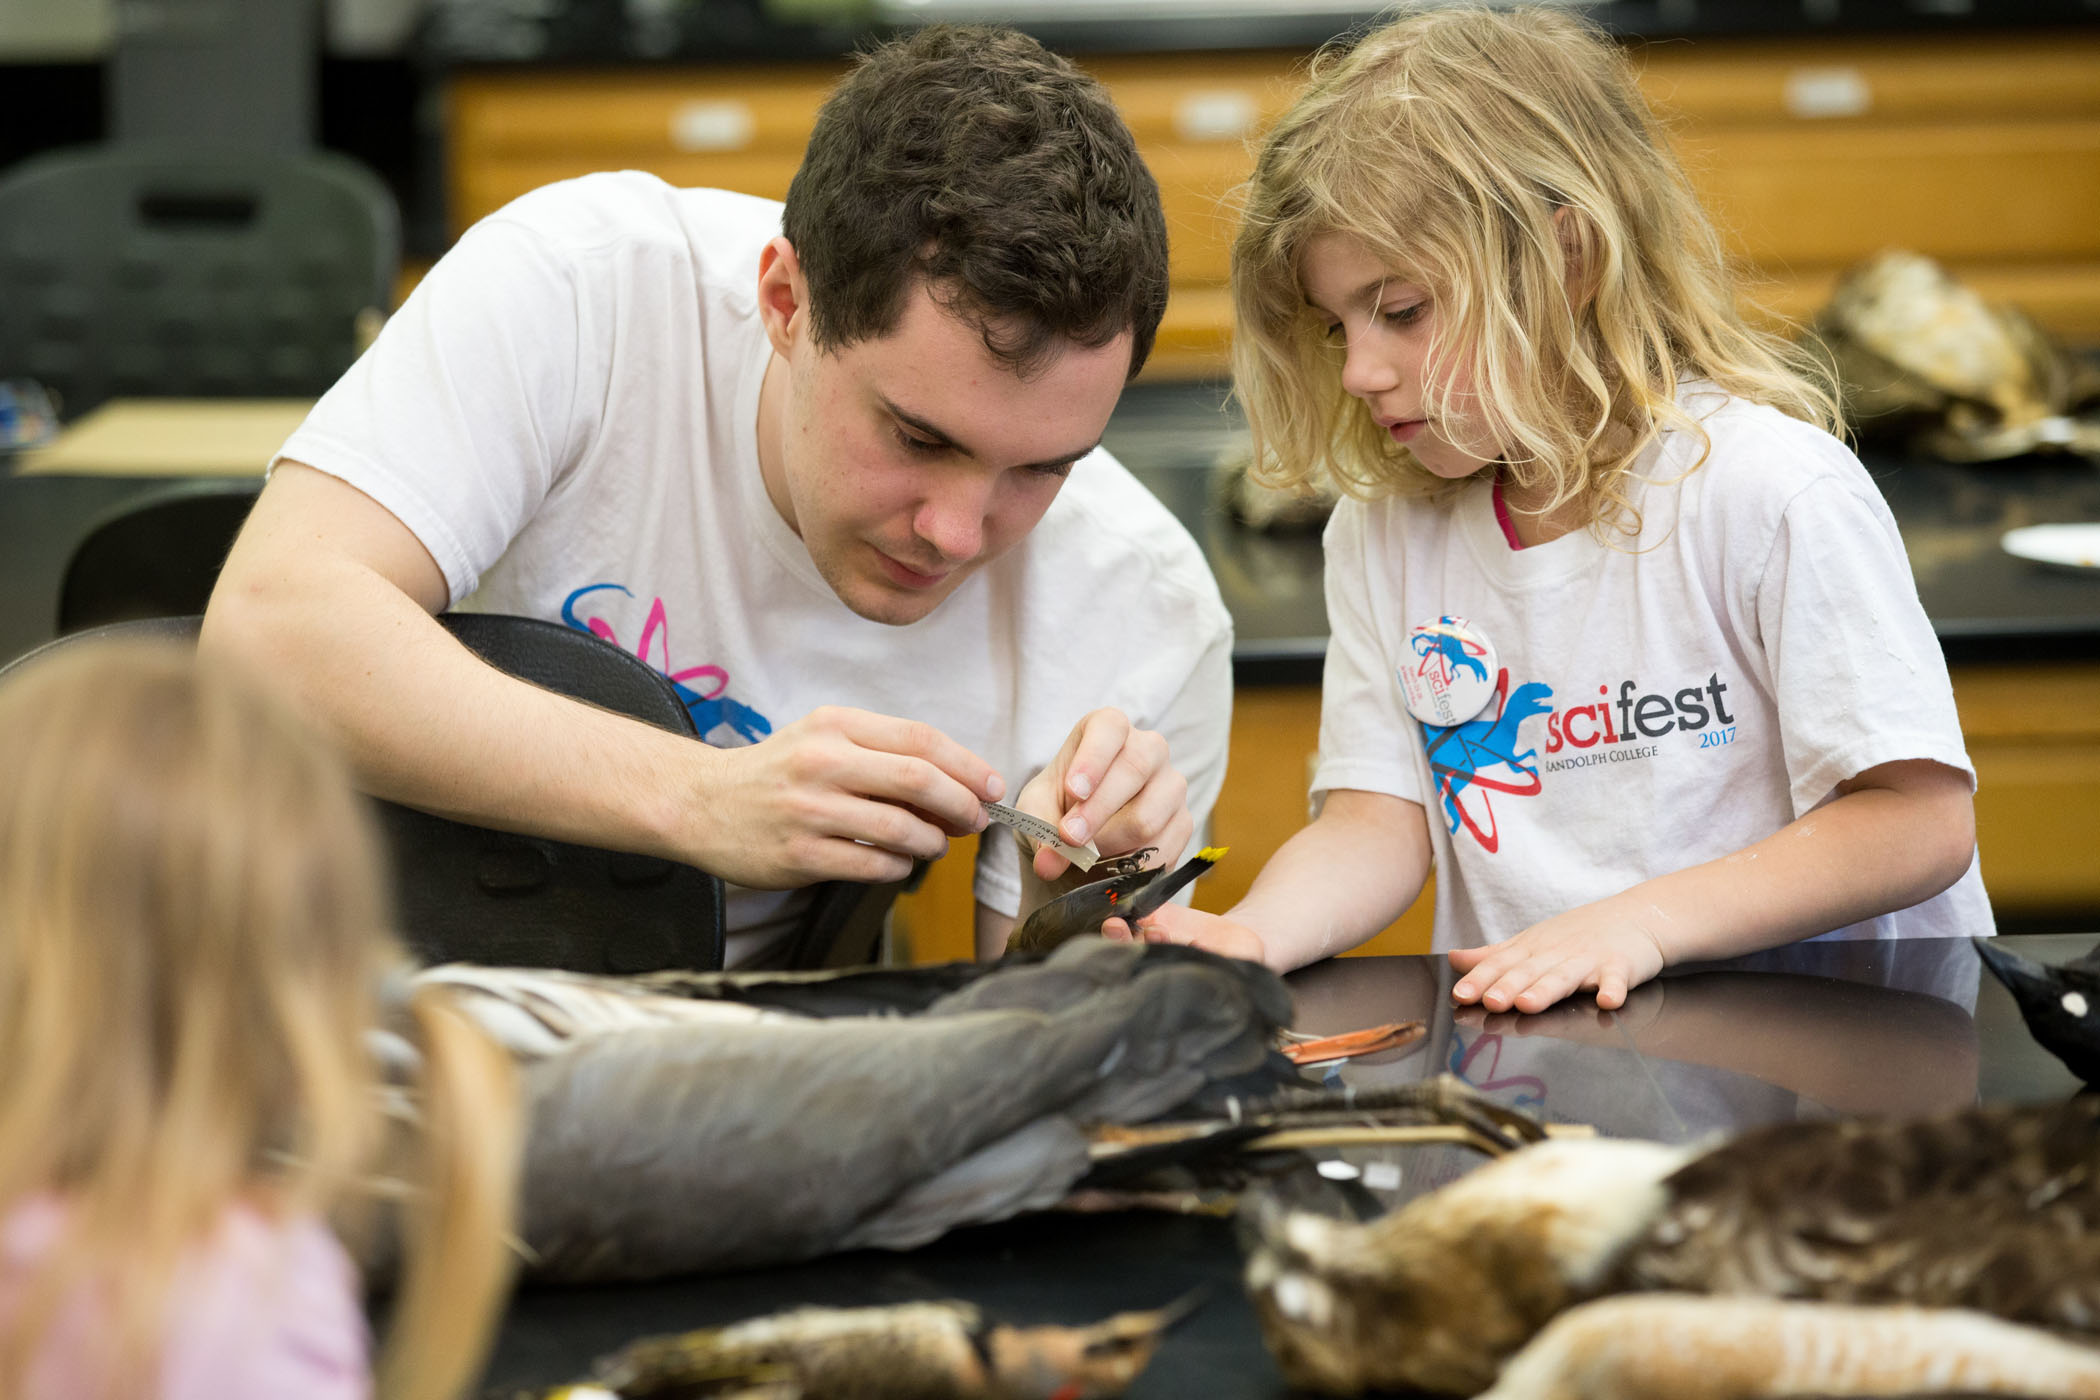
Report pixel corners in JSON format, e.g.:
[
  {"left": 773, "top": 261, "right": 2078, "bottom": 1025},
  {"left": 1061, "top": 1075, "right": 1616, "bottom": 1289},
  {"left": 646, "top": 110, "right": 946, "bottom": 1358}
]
[
  {"left": 1232, "top": 4, "right": 1838, "bottom": 534},
  {"left": 0, "top": 640, "right": 519, "bottom": 1400}
]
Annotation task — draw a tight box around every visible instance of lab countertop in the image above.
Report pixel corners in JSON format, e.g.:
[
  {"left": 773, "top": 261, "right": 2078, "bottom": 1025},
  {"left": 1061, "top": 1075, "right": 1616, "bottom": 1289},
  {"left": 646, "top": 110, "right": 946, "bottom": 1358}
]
[
  {"left": 3, "top": 383, "right": 2097, "bottom": 679},
  {"left": 1099, "top": 381, "right": 2100, "bottom": 683}
]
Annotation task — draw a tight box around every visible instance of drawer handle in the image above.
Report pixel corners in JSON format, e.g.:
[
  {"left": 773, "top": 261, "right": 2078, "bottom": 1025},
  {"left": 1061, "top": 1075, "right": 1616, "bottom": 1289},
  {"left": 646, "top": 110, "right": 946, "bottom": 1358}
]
[
  {"left": 1783, "top": 67, "right": 1871, "bottom": 119},
  {"left": 670, "top": 100, "right": 757, "bottom": 152},
  {"left": 1175, "top": 90, "right": 1260, "bottom": 143}
]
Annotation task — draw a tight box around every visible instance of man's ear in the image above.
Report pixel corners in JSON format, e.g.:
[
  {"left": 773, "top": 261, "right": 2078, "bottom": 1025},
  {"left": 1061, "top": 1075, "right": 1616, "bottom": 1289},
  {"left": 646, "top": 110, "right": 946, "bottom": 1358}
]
[{"left": 756, "top": 236, "right": 809, "bottom": 357}]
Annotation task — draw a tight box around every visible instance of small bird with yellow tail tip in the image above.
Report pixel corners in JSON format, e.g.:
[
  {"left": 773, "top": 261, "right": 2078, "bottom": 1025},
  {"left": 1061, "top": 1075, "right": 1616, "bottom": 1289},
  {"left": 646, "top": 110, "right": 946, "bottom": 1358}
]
[{"left": 1007, "top": 846, "right": 1228, "bottom": 956}]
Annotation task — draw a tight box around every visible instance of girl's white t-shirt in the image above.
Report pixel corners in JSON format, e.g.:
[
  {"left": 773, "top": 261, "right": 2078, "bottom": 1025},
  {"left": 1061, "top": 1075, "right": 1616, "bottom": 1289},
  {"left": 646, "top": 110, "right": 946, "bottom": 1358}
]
[
  {"left": 1314, "top": 384, "right": 1993, "bottom": 952},
  {"left": 276, "top": 173, "right": 1234, "bottom": 964}
]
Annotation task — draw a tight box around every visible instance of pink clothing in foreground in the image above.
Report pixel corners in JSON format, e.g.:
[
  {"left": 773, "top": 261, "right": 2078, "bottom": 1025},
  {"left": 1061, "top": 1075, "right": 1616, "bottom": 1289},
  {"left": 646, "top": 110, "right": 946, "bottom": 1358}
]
[{"left": 1, "top": 1196, "right": 369, "bottom": 1399}]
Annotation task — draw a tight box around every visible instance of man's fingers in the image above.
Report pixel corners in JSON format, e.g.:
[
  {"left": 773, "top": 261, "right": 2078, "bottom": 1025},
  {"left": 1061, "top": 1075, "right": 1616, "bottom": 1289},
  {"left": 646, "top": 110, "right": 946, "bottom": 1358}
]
[
  {"left": 1058, "top": 709, "right": 1131, "bottom": 813},
  {"left": 1031, "top": 841, "right": 1073, "bottom": 882},
  {"left": 823, "top": 706, "right": 1004, "bottom": 804},
  {"left": 1062, "top": 724, "right": 1172, "bottom": 848}
]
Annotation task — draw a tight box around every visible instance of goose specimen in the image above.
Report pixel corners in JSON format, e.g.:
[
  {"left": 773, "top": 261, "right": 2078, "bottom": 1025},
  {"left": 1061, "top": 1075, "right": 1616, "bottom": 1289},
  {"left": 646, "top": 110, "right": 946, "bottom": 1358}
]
[
  {"left": 1246, "top": 1094, "right": 2100, "bottom": 1396},
  {"left": 424, "top": 939, "right": 1302, "bottom": 1281}
]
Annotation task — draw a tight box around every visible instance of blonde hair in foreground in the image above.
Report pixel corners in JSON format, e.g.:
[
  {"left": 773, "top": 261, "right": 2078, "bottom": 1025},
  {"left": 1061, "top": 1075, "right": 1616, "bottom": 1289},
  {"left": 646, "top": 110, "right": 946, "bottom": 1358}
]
[
  {"left": 0, "top": 640, "right": 519, "bottom": 1400},
  {"left": 1231, "top": 4, "right": 1838, "bottom": 533}
]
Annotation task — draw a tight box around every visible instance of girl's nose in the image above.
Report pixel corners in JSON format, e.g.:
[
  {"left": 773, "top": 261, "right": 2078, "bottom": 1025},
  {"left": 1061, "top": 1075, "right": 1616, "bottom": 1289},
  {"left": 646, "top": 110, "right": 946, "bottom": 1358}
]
[{"left": 1338, "top": 335, "right": 1401, "bottom": 399}]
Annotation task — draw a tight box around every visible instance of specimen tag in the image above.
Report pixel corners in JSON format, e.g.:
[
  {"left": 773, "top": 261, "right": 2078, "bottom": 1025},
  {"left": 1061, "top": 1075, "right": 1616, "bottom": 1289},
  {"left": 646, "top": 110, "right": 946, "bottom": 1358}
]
[{"left": 983, "top": 800, "right": 1098, "bottom": 871}]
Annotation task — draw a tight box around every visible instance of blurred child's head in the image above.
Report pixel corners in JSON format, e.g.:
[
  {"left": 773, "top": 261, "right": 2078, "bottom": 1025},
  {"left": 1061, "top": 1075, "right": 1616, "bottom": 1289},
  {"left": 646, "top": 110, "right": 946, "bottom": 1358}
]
[
  {"left": 0, "top": 639, "right": 514, "bottom": 1400},
  {"left": 1232, "top": 5, "right": 1834, "bottom": 529}
]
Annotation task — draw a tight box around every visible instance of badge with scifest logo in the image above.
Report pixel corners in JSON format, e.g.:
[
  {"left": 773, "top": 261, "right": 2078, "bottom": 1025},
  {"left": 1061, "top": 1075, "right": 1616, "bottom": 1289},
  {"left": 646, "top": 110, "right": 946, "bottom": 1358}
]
[{"left": 1399, "top": 616, "right": 1498, "bottom": 727}]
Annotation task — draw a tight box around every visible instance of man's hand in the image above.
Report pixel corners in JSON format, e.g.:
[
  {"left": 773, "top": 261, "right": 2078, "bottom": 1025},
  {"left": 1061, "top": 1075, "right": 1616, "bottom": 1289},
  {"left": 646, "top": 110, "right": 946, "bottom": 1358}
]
[
  {"left": 695, "top": 705, "right": 1002, "bottom": 889},
  {"left": 1118, "top": 901, "right": 1267, "bottom": 964},
  {"left": 1014, "top": 708, "right": 1191, "bottom": 881},
  {"left": 1447, "top": 896, "right": 1668, "bottom": 1014}
]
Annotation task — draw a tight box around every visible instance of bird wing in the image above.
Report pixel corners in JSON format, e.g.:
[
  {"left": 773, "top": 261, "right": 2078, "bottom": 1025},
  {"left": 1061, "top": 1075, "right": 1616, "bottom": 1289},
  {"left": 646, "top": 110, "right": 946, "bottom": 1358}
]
[
  {"left": 515, "top": 941, "right": 1292, "bottom": 1281},
  {"left": 1619, "top": 1097, "right": 2100, "bottom": 1332}
]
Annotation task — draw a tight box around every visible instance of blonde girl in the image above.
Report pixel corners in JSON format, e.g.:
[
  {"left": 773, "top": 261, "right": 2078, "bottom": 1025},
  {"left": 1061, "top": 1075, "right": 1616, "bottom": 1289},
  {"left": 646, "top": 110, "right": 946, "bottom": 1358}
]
[
  {"left": 0, "top": 640, "right": 519, "bottom": 1399},
  {"left": 1126, "top": 5, "right": 1988, "bottom": 1011}
]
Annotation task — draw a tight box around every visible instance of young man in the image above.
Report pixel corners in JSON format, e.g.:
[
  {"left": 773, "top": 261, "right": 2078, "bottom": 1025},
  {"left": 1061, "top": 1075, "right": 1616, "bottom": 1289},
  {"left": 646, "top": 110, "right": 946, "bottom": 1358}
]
[{"left": 202, "top": 26, "right": 1233, "bottom": 965}]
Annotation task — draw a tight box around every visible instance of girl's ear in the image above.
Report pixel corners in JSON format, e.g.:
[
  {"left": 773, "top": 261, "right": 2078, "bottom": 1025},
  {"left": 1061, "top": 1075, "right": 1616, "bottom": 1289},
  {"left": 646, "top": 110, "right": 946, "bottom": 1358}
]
[{"left": 1551, "top": 205, "right": 1599, "bottom": 310}]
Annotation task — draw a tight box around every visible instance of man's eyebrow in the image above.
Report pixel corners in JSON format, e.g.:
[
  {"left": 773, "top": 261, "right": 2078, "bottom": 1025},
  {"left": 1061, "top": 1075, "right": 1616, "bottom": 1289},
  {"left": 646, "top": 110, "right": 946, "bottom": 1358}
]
[{"left": 883, "top": 397, "right": 1100, "bottom": 471}]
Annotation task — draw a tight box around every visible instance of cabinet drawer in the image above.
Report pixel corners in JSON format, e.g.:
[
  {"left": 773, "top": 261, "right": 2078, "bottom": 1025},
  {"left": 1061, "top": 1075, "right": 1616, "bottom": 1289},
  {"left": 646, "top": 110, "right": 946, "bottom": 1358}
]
[
  {"left": 1634, "top": 33, "right": 2100, "bottom": 125},
  {"left": 450, "top": 68, "right": 842, "bottom": 159}
]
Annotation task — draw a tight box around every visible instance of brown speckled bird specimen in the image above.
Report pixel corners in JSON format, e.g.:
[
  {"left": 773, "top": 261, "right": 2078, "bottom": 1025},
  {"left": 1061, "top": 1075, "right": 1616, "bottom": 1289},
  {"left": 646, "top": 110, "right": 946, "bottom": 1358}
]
[
  {"left": 510, "top": 1297, "right": 1195, "bottom": 1400},
  {"left": 1245, "top": 1095, "right": 2100, "bottom": 1397}
]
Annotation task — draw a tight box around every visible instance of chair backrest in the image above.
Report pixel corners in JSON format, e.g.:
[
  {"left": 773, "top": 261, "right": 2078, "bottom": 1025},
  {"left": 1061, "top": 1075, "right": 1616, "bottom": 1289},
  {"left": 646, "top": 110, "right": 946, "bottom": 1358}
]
[
  {"left": 58, "top": 481, "right": 262, "bottom": 634},
  {"left": 0, "top": 614, "right": 726, "bottom": 974},
  {"left": 763, "top": 870, "right": 924, "bottom": 971},
  {"left": 0, "top": 145, "right": 398, "bottom": 414}
]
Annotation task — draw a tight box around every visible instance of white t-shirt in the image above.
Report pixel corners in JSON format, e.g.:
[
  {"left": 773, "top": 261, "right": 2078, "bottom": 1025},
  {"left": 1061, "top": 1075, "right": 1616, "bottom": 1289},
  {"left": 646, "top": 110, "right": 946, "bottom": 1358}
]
[
  {"left": 1313, "top": 384, "right": 1993, "bottom": 953},
  {"left": 276, "top": 173, "right": 1234, "bottom": 965}
]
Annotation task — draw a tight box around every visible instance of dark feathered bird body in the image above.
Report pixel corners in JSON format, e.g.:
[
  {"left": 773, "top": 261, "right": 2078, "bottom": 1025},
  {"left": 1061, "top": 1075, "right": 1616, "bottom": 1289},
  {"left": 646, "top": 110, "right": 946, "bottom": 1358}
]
[
  {"left": 1617, "top": 1095, "right": 2100, "bottom": 1328},
  {"left": 1975, "top": 937, "right": 2100, "bottom": 1088},
  {"left": 1006, "top": 847, "right": 1226, "bottom": 956}
]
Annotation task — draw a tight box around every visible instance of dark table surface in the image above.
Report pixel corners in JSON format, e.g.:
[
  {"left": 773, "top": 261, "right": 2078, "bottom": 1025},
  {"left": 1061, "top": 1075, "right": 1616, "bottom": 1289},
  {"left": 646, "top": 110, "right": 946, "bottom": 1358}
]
[
  {"left": 479, "top": 930, "right": 2090, "bottom": 1395},
  {"left": 4, "top": 384, "right": 2098, "bottom": 679},
  {"left": 1101, "top": 383, "right": 2100, "bottom": 683}
]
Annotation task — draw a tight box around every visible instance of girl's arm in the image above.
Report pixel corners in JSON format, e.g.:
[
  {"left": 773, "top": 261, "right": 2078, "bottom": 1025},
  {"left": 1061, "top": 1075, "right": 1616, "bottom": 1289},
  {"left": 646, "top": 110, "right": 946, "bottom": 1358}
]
[
  {"left": 1448, "top": 757, "right": 1976, "bottom": 1014},
  {"left": 1123, "top": 788, "right": 1434, "bottom": 971}
]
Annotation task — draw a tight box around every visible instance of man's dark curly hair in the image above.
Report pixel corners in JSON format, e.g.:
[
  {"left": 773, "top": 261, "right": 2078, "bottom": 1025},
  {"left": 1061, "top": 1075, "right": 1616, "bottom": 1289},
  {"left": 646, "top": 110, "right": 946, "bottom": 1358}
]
[{"left": 782, "top": 25, "right": 1169, "bottom": 380}]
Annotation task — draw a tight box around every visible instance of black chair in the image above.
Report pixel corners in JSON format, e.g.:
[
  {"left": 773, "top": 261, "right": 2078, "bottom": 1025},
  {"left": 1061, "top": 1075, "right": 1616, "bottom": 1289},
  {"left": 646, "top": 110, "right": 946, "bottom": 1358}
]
[
  {"left": 0, "top": 613, "right": 725, "bottom": 973},
  {"left": 57, "top": 480, "right": 262, "bottom": 634},
  {"left": 0, "top": 145, "right": 398, "bottom": 414}
]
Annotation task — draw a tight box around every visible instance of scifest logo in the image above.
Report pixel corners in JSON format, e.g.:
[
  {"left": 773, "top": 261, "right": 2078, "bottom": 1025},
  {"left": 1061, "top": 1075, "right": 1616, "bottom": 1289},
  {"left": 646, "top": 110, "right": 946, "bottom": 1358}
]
[
  {"left": 560, "top": 582, "right": 774, "bottom": 746},
  {"left": 1416, "top": 669, "right": 1739, "bottom": 853}
]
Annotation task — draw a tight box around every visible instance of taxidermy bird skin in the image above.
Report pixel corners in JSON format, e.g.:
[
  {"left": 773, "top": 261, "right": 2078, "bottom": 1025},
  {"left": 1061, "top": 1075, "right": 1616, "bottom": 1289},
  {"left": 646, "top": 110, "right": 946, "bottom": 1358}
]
[
  {"left": 1007, "top": 846, "right": 1227, "bottom": 956},
  {"left": 420, "top": 939, "right": 1296, "bottom": 1282},
  {"left": 1478, "top": 1295, "right": 2100, "bottom": 1400},
  {"left": 1245, "top": 1094, "right": 2100, "bottom": 1396},
  {"left": 1974, "top": 936, "right": 2100, "bottom": 1086},
  {"left": 517, "top": 1297, "right": 1194, "bottom": 1400}
]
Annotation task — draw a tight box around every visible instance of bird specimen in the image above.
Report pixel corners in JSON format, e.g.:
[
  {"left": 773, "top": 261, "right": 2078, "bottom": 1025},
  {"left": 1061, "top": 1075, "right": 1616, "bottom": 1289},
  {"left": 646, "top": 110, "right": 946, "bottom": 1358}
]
[
  {"left": 1006, "top": 846, "right": 1227, "bottom": 955},
  {"left": 1808, "top": 248, "right": 2100, "bottom": 461},
  {"left": 1478, "top": 1295, "right": 2100, "bottom": 1400},
  {"left": 1974, "top": 936, "right": 2100, "bottom": 1087},
  {"left": 508, "top": 1296, "right": 1196, "bottom": 1400},
  {"left": 395, "top": 939, "right": 1303, "bottom": 1282},
  {"left": 1245, "top": 1093, "right": 2100, "bottom": 1396}
]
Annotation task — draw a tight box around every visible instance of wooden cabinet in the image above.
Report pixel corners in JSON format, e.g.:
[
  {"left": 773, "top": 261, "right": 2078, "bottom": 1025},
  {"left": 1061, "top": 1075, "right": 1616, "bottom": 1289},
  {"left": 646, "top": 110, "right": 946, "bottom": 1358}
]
[
  {"left": 446, "top": 30, "right": 2100, "bottom": 377},
  {"left": 1953, "top": 664, "right": 2100, "bottom": 918}
]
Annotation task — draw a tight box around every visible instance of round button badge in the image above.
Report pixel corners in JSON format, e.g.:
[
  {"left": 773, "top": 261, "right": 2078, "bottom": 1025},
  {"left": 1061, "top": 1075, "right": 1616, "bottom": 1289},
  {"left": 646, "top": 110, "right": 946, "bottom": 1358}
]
[{"left": 1399, "top": 616, "right": 1498, "bottom": 727}]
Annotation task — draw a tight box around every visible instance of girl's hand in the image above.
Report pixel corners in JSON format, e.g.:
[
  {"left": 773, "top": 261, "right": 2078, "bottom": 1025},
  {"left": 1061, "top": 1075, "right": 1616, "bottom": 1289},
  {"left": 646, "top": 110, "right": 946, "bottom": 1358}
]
[
  {"left": 1107, "top": 902, "right": 1268, "bottom": 965},
  {"left": 1447, "top": 899, "right": 1667, "bottom": 1013}
]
